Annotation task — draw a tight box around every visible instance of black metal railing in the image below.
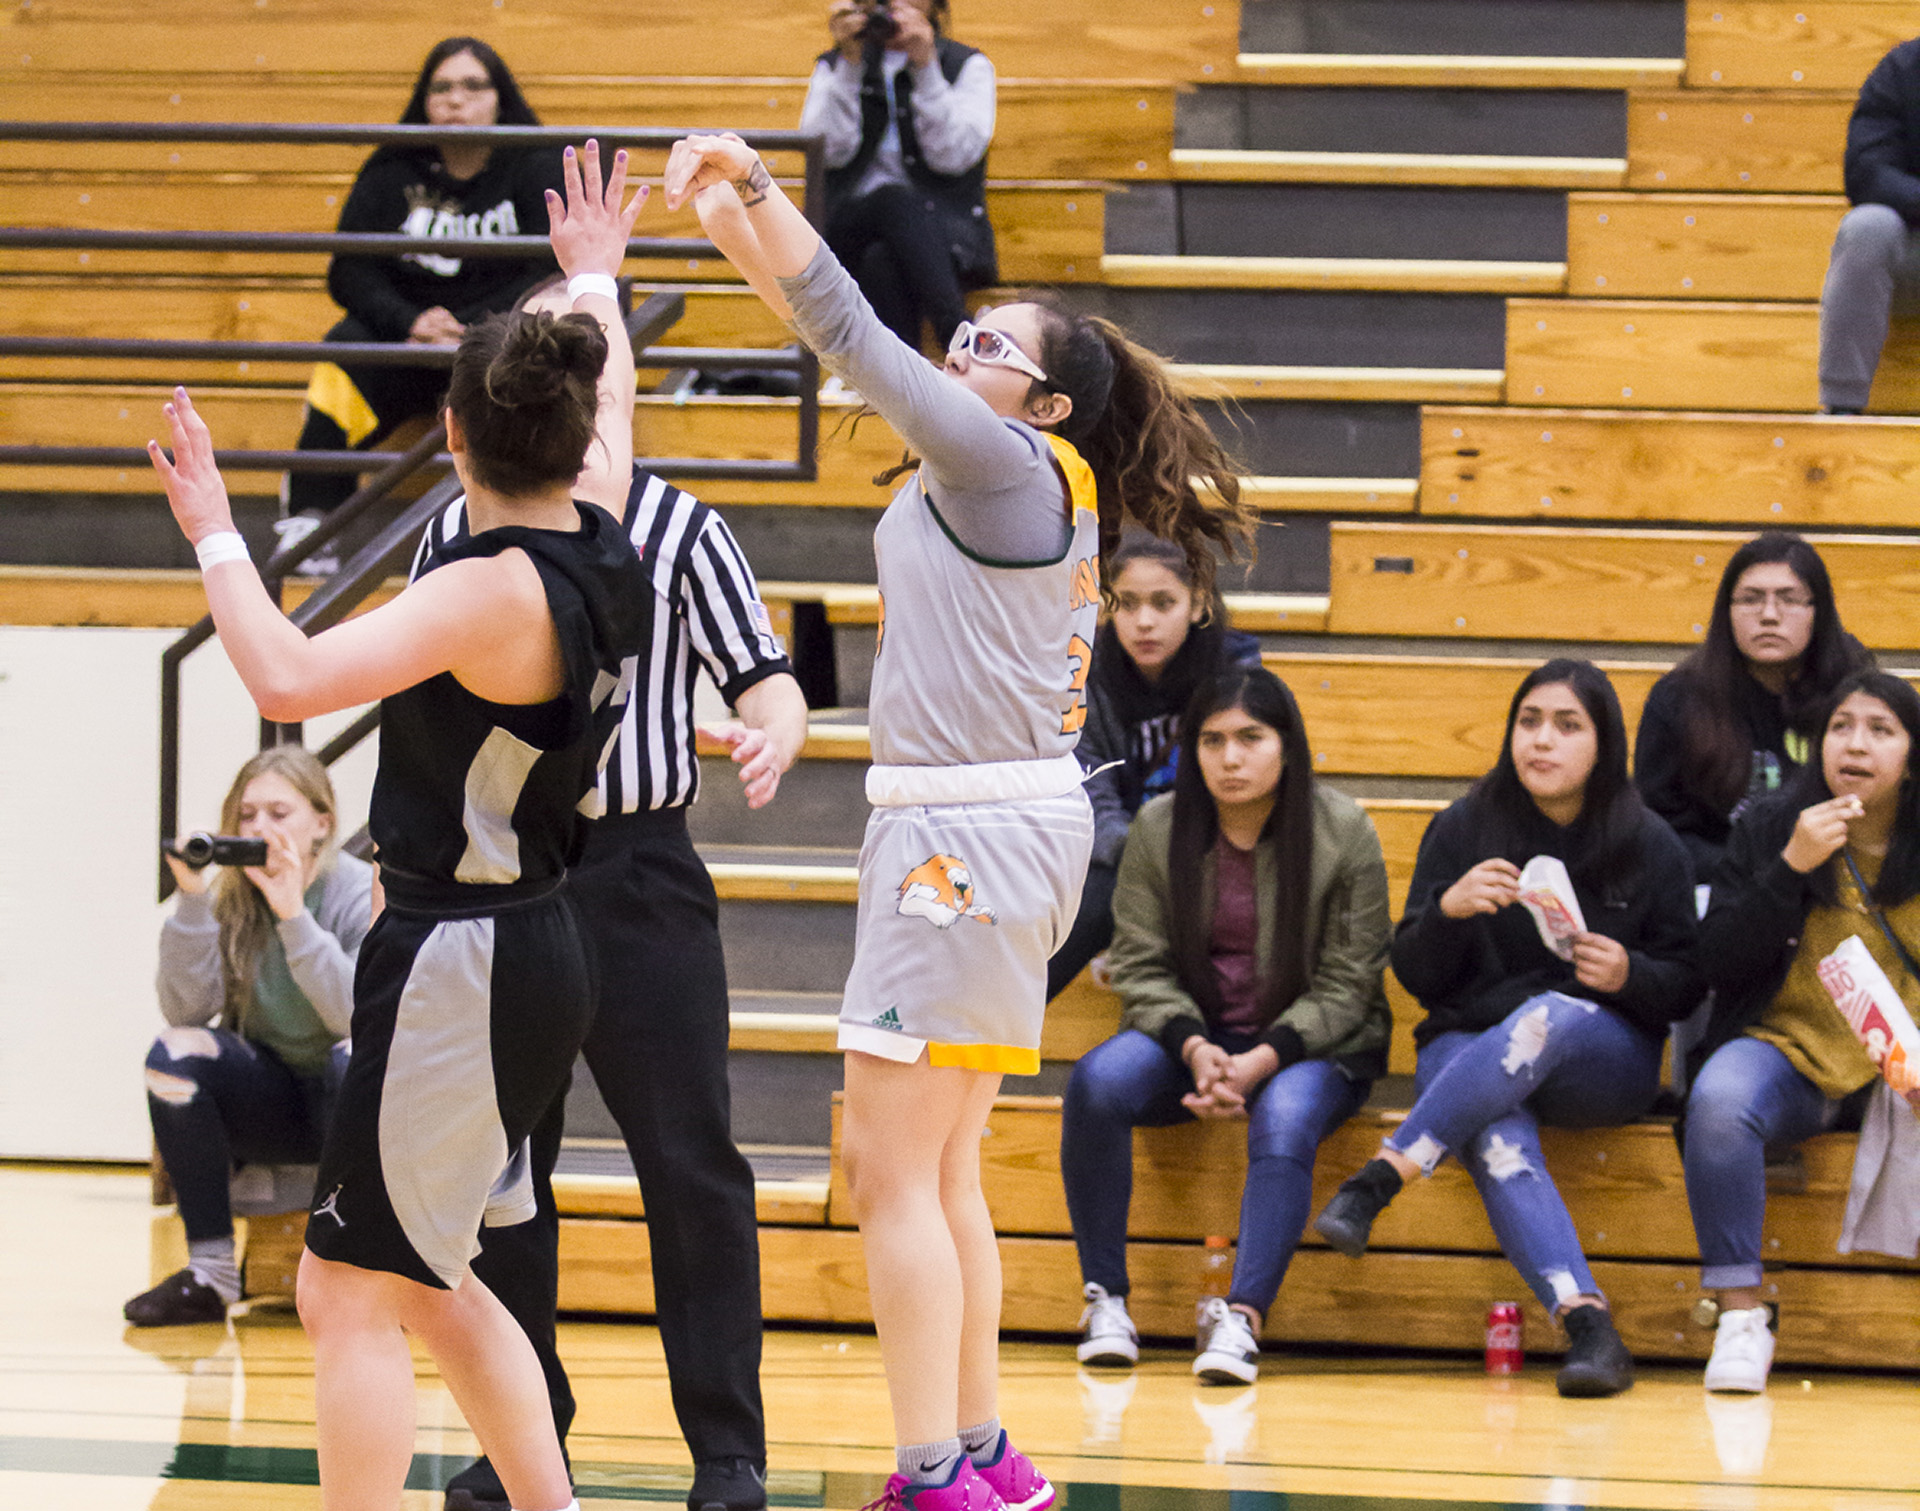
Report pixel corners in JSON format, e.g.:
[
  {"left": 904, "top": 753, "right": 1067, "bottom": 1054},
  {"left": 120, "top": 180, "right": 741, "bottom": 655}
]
[{"left": 33, "top": 119, "right": 829, "bottom": 893}]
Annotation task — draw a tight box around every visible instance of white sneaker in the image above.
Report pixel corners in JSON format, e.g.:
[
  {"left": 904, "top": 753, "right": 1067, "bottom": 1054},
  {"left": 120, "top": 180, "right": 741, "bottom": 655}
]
[
  {"left": 1193, "top": 1296, "right": 1259, "bottom": 1385},
  {"left": 1076, "top": 1282, "right": 1138, "bottom": 1367},
  {"left": 1704, "top": 1305, "right": 1775, "bottom": 1393}
]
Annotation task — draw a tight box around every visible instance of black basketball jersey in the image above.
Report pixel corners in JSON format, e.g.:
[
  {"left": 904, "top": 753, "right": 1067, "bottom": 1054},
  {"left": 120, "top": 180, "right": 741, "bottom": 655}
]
[{"left": 370, "top": 502, "right": 648, "bottom": 912}]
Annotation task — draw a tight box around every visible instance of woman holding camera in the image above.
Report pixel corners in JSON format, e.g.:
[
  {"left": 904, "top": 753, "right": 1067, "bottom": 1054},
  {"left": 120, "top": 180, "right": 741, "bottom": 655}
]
[
  {"left": 799, "top": 0, "right": 996, "bottom": 352},
  {"left": 126, "top": 745, "right": 373, "bottom": 1327}
]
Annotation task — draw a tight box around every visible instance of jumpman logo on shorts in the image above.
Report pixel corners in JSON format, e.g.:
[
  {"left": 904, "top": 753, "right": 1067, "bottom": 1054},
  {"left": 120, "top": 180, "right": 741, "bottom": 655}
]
[{"left": 313, "top": 1184, "right": 347, "bottom": 1228}]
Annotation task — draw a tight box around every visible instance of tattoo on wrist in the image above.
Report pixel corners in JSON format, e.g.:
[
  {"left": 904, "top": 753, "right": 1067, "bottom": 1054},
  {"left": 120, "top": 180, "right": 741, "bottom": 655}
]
[{"left": 732, "top": 158, "right": 772, "bottom": 207}]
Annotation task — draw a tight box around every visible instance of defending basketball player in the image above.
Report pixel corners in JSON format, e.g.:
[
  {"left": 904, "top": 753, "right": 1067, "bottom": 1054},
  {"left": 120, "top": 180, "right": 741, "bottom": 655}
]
[{"left": 663, "top": 131, "right": 1257, "bottom": 1511}]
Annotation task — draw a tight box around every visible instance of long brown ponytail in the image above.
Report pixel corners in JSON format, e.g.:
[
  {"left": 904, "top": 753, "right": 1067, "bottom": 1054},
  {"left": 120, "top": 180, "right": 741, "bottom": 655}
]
[{"left": 1023, "top": 291, "right": 1258, "bottom": 596}]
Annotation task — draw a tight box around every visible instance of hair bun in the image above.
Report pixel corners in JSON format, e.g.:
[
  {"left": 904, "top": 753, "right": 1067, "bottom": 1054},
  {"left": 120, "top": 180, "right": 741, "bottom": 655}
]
[{"left": 483, "top": 310, "right": 608, "bottom": 408}]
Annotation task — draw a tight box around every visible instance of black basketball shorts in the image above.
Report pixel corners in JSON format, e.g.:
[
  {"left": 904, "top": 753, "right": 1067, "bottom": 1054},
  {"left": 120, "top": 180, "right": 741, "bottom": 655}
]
[{"left": 304, "top": 890, "right": 594, "bottom": 1288}]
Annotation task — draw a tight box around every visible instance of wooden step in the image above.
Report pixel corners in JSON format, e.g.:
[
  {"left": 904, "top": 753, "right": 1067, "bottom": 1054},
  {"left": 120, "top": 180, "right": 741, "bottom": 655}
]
[
  {"left": 0, "top": 564, "right": 402, "bottom": 625},
  {"left": 1232, "top": 53, "right": 1685, "bottom": 89},
  {"left": 1169, "top": 148, "right": 1628, "bottom": 189},
  {"left": 1241, "top": 476, "right": 1417, "bottom": 514},
  {"left": 1422, "top": 405, "right": 1920, "bottom": 527},
  {"left": 1627, "top": 89, "right": 1852, "bottom": 192},
  {"left": 553, "top": 1169, "right": 831, "bottom": 1224},
  {"left": 1329, "top": 520, "right": 1920, "bottom": 650},
  {"left": 754, "top": 581, "right": 1333, "bottom": 635},
  {"left": 1099, "top": 253, "right": 1567, "bottom": 296},
  {"left": 0, "top": 0, "right": 1236, "bottom": 84},
  {"left": 1505, "top": 298, "right": 1920, "bottom": 413},
  {"left": 1686, "top": 0, "right": 1919, "bottom": 91},
  {"left": 1564, "top": 192, "right": 1847, "bottom": 301},
  {"left": 1170, "top": 364, "right": 1503, "bottom": 403}
]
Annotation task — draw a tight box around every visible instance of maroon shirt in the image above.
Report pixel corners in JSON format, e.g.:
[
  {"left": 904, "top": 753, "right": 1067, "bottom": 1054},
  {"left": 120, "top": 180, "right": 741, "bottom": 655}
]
[{"left": 1208, "top": 837, "right": 1263, "bottom": 1034}]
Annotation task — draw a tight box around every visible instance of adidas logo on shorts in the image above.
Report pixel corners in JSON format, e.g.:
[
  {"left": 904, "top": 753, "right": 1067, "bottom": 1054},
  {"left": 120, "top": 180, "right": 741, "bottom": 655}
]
[{"left": 872, "top": 1006, "right": 904, "bottom": 1031}]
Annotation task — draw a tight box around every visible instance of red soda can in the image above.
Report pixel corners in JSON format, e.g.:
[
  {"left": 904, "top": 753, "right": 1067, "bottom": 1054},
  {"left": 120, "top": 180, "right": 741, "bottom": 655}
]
[{"left": 1485, "top": 1302, "right": 1524, "bottom": 1374}]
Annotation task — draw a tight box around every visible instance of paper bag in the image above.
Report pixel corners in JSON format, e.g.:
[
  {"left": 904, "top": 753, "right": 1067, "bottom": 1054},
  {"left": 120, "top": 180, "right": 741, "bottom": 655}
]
[
  {"left": 1816, "top": 935, "right": 1920, "bottom": 1111},
  {"left": 1517, "top": 855, "right": 1587, "bottom": 962}
]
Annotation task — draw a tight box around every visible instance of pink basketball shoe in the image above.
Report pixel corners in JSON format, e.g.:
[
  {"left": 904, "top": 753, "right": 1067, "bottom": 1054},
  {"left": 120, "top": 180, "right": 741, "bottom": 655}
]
[
  {"left": 971, "top": 1434, "right": 1056, "bottom": 1511},
  {"left": 861, "top": 1459, "right": 1006, "bottom": 1511}
]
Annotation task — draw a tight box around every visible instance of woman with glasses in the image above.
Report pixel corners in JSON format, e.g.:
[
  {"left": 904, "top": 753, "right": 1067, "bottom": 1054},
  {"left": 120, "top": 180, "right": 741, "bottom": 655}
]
[
  {"left": 662, "top": 131, "right": 1258, "bottom": 1511},
  {"left": 284, "top": 37, "right": 564, "bottom": 537},
  {"left": 1634, "top": 532, "right": 1872, "bottom": 882}
]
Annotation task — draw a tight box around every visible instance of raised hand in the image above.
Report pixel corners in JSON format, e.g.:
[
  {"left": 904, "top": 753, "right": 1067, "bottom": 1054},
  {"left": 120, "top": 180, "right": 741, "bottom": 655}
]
[
  {"left": 1440, "top": 857, "right": 1523, "bottom": 919},
  {"left": 664, "top": 133, "right": 768, "bottom": 213},
  {"left": 1784, "top": 793, "right": 1864, "bottom": 873},
  {"left": 545, "top": 138, "right": 648, "bottom": 282},
  {"left": 148, "top": 387, "right": 236, "bottom": 546}
]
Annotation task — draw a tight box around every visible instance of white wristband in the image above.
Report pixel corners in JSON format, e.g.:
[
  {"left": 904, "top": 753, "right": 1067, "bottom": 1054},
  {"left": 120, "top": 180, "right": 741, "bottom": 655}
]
[
  {"left": 567, "top": 272, "right": 619, "bottom": 304},
  {"left": 195, "top": 531, "right": 251, "bottom": 571}
]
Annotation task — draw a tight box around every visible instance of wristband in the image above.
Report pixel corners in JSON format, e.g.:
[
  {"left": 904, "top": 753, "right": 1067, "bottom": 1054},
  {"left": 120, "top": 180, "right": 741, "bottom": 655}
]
[
  {"left": 195, "top": 531, "right": 251, "bottom": 570},
  {"left": 567, "top": 272, "right": 619, "bottom": 304}
]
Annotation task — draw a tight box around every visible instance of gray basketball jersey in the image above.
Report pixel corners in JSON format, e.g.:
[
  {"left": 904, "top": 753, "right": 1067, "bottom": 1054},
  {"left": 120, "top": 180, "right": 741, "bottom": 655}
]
[{"left": 869, "top": 433, "right": 1103, "bottom": 769}]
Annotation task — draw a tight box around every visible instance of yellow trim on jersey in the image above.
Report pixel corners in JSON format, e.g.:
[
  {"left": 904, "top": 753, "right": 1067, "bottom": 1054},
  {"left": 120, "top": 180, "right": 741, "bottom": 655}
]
[
  {"left": 305, "top": 362, "right": 380, "bottom": 446},
  {"left": 1042, "top": 433, "right": 1099, "bottom": 523},
  {"left": 928, "top": 1040, "right": 1041, "bottom": 1076}
]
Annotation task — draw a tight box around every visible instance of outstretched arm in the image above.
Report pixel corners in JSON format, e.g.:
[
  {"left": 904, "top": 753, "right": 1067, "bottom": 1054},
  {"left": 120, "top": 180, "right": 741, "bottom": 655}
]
[
  {"left": 545, "top": 140, "right": 649, "bottom": 513},
  {"left": 666, "top": 132, "right": 821, "bottom": 289}
]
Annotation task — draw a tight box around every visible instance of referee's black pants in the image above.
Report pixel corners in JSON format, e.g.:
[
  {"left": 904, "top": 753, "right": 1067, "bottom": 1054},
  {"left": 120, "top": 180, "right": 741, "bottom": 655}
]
[{"left": 471, "top": 807, "right": 767, "bottom": 1468}]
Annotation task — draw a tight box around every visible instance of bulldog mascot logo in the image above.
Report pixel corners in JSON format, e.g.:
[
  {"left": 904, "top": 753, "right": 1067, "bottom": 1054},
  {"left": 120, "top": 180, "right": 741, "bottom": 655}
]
[{"left": 896, "top": 854, "right": 998, "bottom": 929}]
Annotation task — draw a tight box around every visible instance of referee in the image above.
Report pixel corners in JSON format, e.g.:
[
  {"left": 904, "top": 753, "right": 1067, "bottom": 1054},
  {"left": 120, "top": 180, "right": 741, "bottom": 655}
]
[{"left": 421, "top": 463, "right": 807, "bottom": 1511}]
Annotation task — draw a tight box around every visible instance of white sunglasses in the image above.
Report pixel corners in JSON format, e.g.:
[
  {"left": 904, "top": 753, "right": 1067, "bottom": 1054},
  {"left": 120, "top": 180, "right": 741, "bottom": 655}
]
[{"left": 948, "top": 320, "right": 1048, "bottom": 384}]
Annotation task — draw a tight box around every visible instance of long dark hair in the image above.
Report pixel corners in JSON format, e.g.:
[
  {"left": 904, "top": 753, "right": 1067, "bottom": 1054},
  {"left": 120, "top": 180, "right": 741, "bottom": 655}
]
[
  {"left": 1468, "top": 659, "right": 1650, "bottom": 895},
  {"left": 1783, "top": 669, "right": 1920, "bottom": 908},
  {"left": 1668, "top": 532, "right": 1871, "bottom": 814},
  {"left": 379, "top": 37, "right": 539, "bottom": 171},
  {"left": 1019, "top": 291, "right": 1258, "bottom": 600},
  {"left": 1166, "top": 667, "right": 1316, "bottom": 1027}
]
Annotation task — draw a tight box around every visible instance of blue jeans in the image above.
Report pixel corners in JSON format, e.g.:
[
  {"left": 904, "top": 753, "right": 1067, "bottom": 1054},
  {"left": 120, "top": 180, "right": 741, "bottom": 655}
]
[
  {"left": 1061, "top": 1029, "right": 1369, "bottom": 1317},
  {"left": 1683, "top": 1035, "right": 1846, "bottom": 1290},
  {"left": 1386, "top": 992, "right": 1663, "bottom": 1311}
]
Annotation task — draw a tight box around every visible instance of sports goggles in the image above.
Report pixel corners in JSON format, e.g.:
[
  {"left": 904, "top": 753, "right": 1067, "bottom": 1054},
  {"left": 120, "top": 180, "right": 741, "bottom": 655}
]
[{"left": 948, "top": 320, "right": 1049, "bottom": 384}]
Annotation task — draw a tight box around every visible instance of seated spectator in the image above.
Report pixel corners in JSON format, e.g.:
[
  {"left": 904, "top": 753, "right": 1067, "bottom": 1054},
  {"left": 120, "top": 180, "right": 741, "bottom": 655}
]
[
  {"left": 1048, "top": 534, "right": 1262, "bottom": 1000},
  {"left": 1060, "top": 666, "right": 1391, "bottom": 1385},
  {"left": 1313, "top": 659, "right": 1702, "bottom": 1400},
  {"left": 126, "top": 747, "right": 372, "bottom": 1326},
  {"left": 1820, "top": 36, "right": 1920, "bottom": 414},
  {"left": 799, "top": 0, "right": 996, "bottom": 353},
  {"left": 282, "top": 37, "right": 562, "bottom": 548},
  {"left": 1635, "top": 532, "right": 1872, "bottom": 881},
  {"left": 1684, "top": 670, "right": 1920, "bottom": 1394}
]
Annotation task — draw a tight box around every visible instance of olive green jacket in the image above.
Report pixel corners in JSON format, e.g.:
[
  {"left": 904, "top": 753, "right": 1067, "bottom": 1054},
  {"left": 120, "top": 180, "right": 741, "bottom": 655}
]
[{"left": 1105, "top": 783, "right": 1393, "bottom": 1078}]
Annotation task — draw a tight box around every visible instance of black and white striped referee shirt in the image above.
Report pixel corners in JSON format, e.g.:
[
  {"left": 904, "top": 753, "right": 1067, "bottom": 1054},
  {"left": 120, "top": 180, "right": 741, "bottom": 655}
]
[{"left": 412, "top": 466, "right": 793, "bottom": 815}]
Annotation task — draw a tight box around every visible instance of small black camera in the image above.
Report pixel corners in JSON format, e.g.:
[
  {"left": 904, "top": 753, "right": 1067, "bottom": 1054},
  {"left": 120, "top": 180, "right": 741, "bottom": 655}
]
[
  {"left": 860, "top": 0, "right": 898, "bottom": 45},
  {"left": 165, "top": 832, "right": 269, "bottom": 870}
]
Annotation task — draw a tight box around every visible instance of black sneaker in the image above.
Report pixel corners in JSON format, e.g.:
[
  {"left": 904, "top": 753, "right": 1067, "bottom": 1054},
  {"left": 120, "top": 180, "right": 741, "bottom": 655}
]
[
  {"left": 444, "top": 1457, "right": 507, "bottom": 1511},
  {"left": 1556, "top": 1304, "right": 1634, "bottom": 1398},
  {"left": 123, "top": 1268, "right": 228, "bottom": 1327},
  {"left": 690, "top": 1457, "right": 767, "bottom": 1511},
  {"left": 1311, "top": 1159, "right": 1403, "bottom": 1258}
]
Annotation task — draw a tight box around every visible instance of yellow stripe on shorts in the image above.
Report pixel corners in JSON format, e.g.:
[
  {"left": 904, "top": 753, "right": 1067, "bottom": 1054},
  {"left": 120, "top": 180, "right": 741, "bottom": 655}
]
[
  {"left": 305, "top": 362, "right": 381, "bottom": 446},
  {"left": 927, "top": 1041, "right": 1041, "bottom": 1075}
]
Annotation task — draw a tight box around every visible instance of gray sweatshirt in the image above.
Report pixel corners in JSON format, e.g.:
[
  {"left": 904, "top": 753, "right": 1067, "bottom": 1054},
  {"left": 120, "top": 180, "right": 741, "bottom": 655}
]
[{"left": 157, "top": 852, "right": 374, "bottom": 1071}]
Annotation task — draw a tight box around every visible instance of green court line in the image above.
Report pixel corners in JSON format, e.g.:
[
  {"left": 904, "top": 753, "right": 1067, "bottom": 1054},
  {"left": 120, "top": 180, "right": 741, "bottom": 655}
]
[{"left": 0, "top": 1437, "right": 1554, "bottom": 1511}]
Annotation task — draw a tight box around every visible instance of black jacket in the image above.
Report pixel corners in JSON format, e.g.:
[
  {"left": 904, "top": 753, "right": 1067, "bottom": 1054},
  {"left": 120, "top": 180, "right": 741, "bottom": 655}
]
[
  {"left": 327, "top": 146, "right": 565, "bottom": 340},
  {"left": 823, "top": 37, "right": 996, "bottom": 285},
  {"left": 1846, "top": 36, "right": 1920, "bottom": 224},
  {"left": 1392, "top": 796, "right": 1703, "bottom": 1046}
]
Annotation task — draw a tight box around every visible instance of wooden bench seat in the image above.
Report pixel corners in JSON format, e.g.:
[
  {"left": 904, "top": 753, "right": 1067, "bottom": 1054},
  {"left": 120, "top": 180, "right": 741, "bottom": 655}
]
[
  {"left": 1170, "top": 148, "right": 1627, "bottom": 189},
  {"left": 1098, "top": 254, "right": 1567, "bottom": 296},
  {"left": 1329, "top": 520, "right": 1920, "bottom": 649},
  {"left": 1685, "top": 0, "right": 1920, "bottom": 92},
  {"left": 0, "top": 0, "right": 1237, "bottom": 83},
  {"left": 1422, "top": 405, "right": 1920, "bottom": 527},
  {"left": 1564, "top": 192, "right": 1846, "bottom": 301},
  {"left": 1505, "top": 297, "right": 1920, "bottom": 413},
  {"left": 1627, "top": 90, "right": 1852, "bottom": 193},
  {"left": 1232, "top": 54, "right": 1685, "bottom": 89},
  {"left": 554, "top": 1094, "right": 1920, "bottom": 1367}
]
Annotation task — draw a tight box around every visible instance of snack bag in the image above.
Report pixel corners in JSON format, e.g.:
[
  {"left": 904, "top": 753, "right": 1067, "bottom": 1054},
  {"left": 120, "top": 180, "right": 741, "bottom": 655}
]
[
  {"left": 1816, "top": 935, "right": 1920, "bottom": 1110},
  {"left": 1517, "top": 855, "right": 1587, "bottom": 962}
]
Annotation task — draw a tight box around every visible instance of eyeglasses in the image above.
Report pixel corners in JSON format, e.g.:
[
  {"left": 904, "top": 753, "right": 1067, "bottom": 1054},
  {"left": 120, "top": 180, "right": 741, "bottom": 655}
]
[
  {"left": 948, "top": 320, "right": 1048, "bottom": 383},
  {"left": 1730, "top": 589, "right": 1815, "bottom": 613},
  {"left": 428, "top": 76, "right": 496, "bottom": 96}
]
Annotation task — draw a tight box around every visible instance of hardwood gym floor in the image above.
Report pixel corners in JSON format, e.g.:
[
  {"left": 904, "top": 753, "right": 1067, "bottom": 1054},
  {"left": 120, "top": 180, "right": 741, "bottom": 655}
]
[{"left": 4, "top": 1164, "right": 1912, "bottom": 1511}]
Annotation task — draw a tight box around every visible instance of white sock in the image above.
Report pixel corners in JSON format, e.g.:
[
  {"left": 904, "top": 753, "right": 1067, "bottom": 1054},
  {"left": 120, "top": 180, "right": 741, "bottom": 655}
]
[
  {"left": 959, "top": 1418, "right": 1003, "bottom": 1466},
  {"left": 188, "top": 1236, "right": 241, "bottom": 1304},
  {"left": 897, "top": 1439, "right": 964, "bottom": 1486}
]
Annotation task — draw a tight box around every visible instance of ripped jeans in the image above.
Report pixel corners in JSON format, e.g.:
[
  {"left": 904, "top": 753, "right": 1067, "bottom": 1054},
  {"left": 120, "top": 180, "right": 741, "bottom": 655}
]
[
  {"left": 1386, "top": 992, "right": 1664, "bottom": 1311},
  {"left": 145, "top": 1026, "right": 332, "bottom": 1242}
]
